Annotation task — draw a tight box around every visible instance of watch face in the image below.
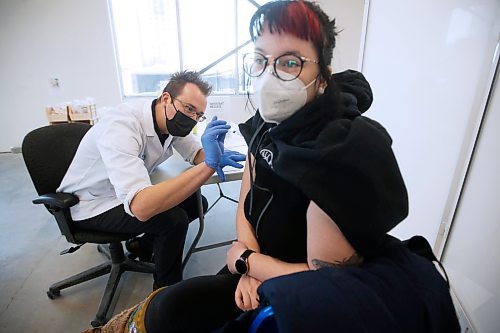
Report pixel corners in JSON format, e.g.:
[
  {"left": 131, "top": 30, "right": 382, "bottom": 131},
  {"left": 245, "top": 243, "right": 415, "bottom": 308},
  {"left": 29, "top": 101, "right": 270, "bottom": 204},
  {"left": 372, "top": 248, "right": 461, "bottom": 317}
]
[{"left": 235, "top": 258, "right": 247, "bottom": 274}]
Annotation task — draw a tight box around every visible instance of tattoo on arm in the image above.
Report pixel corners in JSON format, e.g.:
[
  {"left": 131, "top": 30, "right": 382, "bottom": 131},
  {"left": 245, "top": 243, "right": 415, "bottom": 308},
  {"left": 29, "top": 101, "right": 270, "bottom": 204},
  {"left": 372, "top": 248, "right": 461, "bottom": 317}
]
[{"left": 311, "top": 253, "right": 364, "bottom": 269}]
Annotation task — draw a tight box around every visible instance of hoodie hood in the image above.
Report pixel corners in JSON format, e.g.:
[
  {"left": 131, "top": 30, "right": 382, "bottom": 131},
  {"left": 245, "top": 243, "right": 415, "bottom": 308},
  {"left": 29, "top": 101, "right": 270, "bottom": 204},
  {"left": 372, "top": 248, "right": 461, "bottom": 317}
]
[{"left": 334, "top": 69, "right": 373, "bottom": 116}]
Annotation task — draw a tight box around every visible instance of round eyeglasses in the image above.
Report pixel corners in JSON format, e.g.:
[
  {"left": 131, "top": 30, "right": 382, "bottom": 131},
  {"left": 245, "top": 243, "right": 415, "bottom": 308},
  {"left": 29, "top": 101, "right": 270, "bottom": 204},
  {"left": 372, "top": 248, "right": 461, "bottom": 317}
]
[
  {"left": 243, "top": 52, "right": 319, "bottom": 81},
  {"left": 172, "top": 97, "right": 206, "bottom": 122}
]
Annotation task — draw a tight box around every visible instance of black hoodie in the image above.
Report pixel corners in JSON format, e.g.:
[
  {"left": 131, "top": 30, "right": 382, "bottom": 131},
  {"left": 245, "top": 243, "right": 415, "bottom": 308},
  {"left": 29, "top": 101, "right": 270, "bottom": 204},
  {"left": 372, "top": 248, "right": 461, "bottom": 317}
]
[{"left": 239, "top": 69, "right": 408, "bottom": 258}]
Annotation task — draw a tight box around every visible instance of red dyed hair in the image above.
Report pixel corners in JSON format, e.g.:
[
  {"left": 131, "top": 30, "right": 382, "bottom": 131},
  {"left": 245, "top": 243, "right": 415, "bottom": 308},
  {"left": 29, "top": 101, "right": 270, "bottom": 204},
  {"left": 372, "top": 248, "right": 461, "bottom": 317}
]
[
  {"left": 270, "top": 1, "right": 321, "bottom": 46},
  {"left": 249, "top": 0, "right": 337, "bottom": 81}
]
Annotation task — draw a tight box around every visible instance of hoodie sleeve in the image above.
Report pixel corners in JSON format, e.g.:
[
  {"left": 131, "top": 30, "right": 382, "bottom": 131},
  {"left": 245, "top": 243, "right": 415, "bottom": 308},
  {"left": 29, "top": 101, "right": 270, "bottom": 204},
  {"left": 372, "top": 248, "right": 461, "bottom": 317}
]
[{"left": 274, "top": 115, "right": 408, "bottom": 257}]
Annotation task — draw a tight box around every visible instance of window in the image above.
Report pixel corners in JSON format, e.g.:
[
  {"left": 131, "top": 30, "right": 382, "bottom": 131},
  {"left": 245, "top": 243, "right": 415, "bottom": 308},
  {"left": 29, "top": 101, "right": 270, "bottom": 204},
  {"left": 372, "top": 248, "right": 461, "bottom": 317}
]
[{"left": 109, "top": 0, "right": 267, "bottom": 97}]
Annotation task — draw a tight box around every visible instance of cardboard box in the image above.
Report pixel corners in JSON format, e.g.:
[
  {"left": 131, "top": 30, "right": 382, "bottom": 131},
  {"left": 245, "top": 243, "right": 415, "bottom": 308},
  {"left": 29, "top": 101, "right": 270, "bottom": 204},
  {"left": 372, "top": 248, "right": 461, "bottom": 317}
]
[
  {"left": 45, "top": 106, "right": 68, "bottom": 124},
  {"left": 68, "top": 104, "right": 96, "bottom": 124}
]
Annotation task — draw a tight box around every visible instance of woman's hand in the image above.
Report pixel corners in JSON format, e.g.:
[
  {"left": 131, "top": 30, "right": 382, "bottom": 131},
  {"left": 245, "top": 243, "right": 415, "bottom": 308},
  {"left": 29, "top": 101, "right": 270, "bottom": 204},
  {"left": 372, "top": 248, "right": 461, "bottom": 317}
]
[
  {"left": 227, "top": 241, "right": 249, "bottom": 274},
  {"left": 235, "top": 274, "right": 262, "bottom": 311}
]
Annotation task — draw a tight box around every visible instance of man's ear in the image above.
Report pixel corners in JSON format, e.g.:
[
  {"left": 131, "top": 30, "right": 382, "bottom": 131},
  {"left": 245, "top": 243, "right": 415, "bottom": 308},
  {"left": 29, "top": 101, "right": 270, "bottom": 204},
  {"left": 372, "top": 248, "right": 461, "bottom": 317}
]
[{"left": 160, "top": 92, "right": 171, "bottom": 104}]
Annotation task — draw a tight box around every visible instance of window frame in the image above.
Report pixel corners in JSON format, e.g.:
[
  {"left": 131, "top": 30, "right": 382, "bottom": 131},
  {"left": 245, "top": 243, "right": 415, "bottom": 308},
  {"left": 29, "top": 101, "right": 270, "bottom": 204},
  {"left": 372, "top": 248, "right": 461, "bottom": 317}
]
[{"left": 108, "top": 0, "right": 262, "bottom": 98}]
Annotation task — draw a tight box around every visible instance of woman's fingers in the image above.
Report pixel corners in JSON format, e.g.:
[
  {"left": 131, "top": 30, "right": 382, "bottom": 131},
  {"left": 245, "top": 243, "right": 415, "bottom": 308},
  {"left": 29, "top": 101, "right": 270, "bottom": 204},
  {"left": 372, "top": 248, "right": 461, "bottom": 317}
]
[
  {"left": 250, "top": 293, "right": 260, "bottom": 310},
  {"left": 241, "top": 288, "right": 252, "bottom": 311},
  {"left": 235, "top": 288, "right": 253, "bottom": 311},
  {"left": 235, "top": 288, "right": 245, "bottom": 310}
]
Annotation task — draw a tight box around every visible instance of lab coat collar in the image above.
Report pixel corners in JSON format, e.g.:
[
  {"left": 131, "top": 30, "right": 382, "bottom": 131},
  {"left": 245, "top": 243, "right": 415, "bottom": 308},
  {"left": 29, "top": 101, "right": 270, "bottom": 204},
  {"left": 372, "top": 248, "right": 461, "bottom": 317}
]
[
  {"left": 143, "top": 98, "right": 173, "bottom": 148},
  {"left": 143, "top": 99, "right": 157, "bottom": 138}
]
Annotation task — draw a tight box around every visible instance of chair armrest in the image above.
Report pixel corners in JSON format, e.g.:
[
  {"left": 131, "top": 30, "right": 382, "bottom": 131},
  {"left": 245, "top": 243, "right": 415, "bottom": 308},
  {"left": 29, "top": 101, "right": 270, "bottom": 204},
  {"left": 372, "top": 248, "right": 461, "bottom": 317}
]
[{"left": 33, "top": 193, "right": 79, "bottom": 209}]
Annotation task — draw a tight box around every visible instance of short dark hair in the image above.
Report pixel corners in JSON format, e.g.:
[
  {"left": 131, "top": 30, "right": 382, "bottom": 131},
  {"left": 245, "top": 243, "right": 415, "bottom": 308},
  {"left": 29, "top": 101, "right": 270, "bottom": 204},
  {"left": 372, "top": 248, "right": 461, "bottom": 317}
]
[
  {"left": 249, "top": 0, "right": 337, "bottom": 81},
  {"left": 162, "top": 70, "right": 212, "bottom": 97}
]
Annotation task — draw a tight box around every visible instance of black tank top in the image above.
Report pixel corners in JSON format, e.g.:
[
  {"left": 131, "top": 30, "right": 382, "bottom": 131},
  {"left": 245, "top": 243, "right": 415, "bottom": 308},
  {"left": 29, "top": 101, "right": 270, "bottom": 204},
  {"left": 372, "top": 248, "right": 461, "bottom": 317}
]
[{"left": 243, "top": 127, "right": 309, "bottom": 264}]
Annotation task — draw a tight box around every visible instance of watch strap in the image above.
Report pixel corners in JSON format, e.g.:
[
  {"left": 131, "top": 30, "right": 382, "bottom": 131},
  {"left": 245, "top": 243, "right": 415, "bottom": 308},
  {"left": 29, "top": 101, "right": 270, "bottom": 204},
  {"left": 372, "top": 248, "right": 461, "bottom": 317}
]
[
  {"left": 236, "top": 249, "right": 255, "bottom": 274},
  {"left": 240, "top": 249, "right": 255, "bottom": 261}
]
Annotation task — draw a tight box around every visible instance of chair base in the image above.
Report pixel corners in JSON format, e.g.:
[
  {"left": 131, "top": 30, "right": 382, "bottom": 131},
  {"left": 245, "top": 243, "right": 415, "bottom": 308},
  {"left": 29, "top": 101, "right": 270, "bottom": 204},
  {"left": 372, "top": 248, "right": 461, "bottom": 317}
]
[{"left": 47, "top": 242, "right": 155, "bottom": 327}]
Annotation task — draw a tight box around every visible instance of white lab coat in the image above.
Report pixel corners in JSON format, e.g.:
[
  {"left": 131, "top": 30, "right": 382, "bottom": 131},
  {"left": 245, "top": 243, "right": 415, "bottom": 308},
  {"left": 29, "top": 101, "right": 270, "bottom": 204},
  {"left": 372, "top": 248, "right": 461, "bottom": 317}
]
[{"left": 57, "top": 99, "right": 201, "bottom": 221}]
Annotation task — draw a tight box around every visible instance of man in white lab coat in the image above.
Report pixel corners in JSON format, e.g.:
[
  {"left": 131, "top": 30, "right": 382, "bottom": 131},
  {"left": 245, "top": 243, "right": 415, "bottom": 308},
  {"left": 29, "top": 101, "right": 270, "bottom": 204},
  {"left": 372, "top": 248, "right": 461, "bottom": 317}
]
[{"left": 58, "top": 71, "right": 244, "bottom": 289}]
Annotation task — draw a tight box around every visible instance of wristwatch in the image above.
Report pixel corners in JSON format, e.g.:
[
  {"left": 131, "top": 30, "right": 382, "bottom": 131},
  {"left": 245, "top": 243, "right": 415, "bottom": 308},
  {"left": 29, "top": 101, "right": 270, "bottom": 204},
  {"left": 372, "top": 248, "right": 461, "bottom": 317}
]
[{"left": 235, "top": 249, "right": 255, "bottom": 275}]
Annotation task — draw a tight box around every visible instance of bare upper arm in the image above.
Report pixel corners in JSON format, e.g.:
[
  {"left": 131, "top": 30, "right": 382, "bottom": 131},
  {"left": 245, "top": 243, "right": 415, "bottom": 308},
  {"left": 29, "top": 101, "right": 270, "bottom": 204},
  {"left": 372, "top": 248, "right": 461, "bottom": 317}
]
[
  {"left": 306, "top": 201, "right": 356, "bottom": 269},
  {"left": 236, "top": 155, "right": 260, "bottom": 251}
]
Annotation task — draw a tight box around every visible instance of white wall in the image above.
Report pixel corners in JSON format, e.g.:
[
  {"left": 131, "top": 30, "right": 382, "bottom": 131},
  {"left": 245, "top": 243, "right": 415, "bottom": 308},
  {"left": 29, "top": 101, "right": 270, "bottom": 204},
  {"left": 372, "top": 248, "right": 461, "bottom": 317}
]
[
  {"left": 317, "top": 0, "right": 366, "bottom": 72},
  {"left": 442, "top": 63, "right": 500, "bottom": 333},
  {"left": 362, "top": 0, "right": 500, "bottom": 247},
  {"left": 363, "top": 3, "right": 500, "bottom": 328},
  {"left": 0, "top": 0, "right": 122, "bottom": 152}
]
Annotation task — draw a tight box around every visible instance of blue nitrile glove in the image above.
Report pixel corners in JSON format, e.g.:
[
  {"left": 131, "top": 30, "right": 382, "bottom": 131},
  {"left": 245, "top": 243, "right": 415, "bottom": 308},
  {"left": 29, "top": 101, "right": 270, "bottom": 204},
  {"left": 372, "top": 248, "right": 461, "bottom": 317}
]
[
  {"left": 201, "top": 116, "right": 231, "bottom": 170},
  {"left": 216, "top": 150, "right": 246, "bottom": 182},
  {"left": 217, "top": 129, "right": 226, "bottom": 155}
]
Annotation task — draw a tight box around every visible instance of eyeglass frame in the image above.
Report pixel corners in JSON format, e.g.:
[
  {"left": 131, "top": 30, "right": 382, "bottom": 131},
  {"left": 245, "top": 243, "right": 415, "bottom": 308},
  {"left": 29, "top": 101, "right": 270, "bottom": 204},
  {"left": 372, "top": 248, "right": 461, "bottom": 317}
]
[
  {"left": 243, "top": 51, "right": 320, "bottom": 81},
  {"left": 170, "top": 97, "right": 206, "bottom": 122}
]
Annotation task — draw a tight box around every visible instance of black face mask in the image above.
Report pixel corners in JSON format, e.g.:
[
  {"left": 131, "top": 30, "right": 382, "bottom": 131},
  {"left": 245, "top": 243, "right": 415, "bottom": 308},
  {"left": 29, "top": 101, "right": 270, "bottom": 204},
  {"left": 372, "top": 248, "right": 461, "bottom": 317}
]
[{"left": 165, "top": 104, "right": 197, "bottom": 137}]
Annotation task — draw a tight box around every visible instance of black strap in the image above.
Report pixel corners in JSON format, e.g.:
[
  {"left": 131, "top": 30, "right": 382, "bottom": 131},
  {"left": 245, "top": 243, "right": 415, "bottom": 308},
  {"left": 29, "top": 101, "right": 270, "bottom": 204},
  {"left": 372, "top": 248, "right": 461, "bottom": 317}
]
[
  {"left": 403, "top": 235, "right": 450, "bottom": 288},
  {"left": 247, "top": 121, "right": 269, "bottom": 217}
]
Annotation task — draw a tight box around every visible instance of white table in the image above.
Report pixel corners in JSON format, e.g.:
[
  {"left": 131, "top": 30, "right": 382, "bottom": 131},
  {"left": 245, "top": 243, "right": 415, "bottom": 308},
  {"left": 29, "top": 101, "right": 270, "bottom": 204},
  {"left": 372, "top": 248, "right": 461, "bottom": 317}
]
[{"left": 150, "top": 124, "right": 246, "bottom": 268}]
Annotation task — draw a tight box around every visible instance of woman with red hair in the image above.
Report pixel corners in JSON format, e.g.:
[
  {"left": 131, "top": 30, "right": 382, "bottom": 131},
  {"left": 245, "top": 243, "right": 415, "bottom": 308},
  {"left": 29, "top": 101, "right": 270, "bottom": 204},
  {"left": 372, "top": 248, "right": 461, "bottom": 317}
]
[{"left": 85, "top": 1, "right": 459, "bottom": 332}]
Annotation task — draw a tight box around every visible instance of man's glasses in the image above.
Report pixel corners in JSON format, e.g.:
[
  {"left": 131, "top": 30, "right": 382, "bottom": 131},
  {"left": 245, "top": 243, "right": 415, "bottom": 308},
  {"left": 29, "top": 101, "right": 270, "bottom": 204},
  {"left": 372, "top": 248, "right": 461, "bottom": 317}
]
[
  {"left": 172, "top": 97, "right": 206, "bottom": 122},
  {"left": 243, "top": 52, "right": 319, "bottom": 81}
]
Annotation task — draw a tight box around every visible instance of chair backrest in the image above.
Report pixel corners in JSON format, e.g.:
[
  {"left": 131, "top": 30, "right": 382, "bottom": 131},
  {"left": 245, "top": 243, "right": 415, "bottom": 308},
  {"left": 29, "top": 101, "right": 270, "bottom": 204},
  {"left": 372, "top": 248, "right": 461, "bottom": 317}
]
[{"left": 22, "top": 123, "right": 91, "bottom": 196}]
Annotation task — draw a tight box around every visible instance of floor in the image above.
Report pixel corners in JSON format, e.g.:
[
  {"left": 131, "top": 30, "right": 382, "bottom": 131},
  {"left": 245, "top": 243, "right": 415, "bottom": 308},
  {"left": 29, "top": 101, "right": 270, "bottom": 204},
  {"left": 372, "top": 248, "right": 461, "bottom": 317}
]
[{"left": 0, "top": 152, "right": 240, "bottom": 332}]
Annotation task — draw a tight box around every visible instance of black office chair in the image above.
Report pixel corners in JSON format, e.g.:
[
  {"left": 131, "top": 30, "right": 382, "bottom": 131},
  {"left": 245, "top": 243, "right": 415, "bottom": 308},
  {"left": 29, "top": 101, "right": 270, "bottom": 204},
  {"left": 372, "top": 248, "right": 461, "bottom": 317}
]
[{"left": 22, "top": 122, "right": 155, "bottom": 327}]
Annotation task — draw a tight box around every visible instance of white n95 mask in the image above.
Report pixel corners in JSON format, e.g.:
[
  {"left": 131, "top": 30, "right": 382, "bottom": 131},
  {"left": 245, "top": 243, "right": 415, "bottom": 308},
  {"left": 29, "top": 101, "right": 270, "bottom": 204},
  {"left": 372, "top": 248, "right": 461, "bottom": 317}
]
[{"left": 254, "top": 69, "right": 316, "bottom": 124}]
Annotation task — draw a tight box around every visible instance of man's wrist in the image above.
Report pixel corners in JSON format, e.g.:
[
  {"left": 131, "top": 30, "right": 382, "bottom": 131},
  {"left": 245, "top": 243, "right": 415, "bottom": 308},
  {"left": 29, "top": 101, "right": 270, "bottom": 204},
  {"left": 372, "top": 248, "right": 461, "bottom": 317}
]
[{"left": 204, "top": 160, "right": 218, "bottom": 170}]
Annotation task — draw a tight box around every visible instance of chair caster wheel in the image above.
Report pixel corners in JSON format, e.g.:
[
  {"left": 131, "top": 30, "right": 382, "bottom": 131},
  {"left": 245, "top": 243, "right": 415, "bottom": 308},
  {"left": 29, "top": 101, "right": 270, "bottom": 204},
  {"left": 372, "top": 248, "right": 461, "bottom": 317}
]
[
  {"left": 91, "top": 317, "right": 106, "bottom": 328},
  {"left": 127, "top": 252, "right": 138, "bottom": 260},
  {"left": 47, "top": 289, "right": 60, "bottom": 299}
]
